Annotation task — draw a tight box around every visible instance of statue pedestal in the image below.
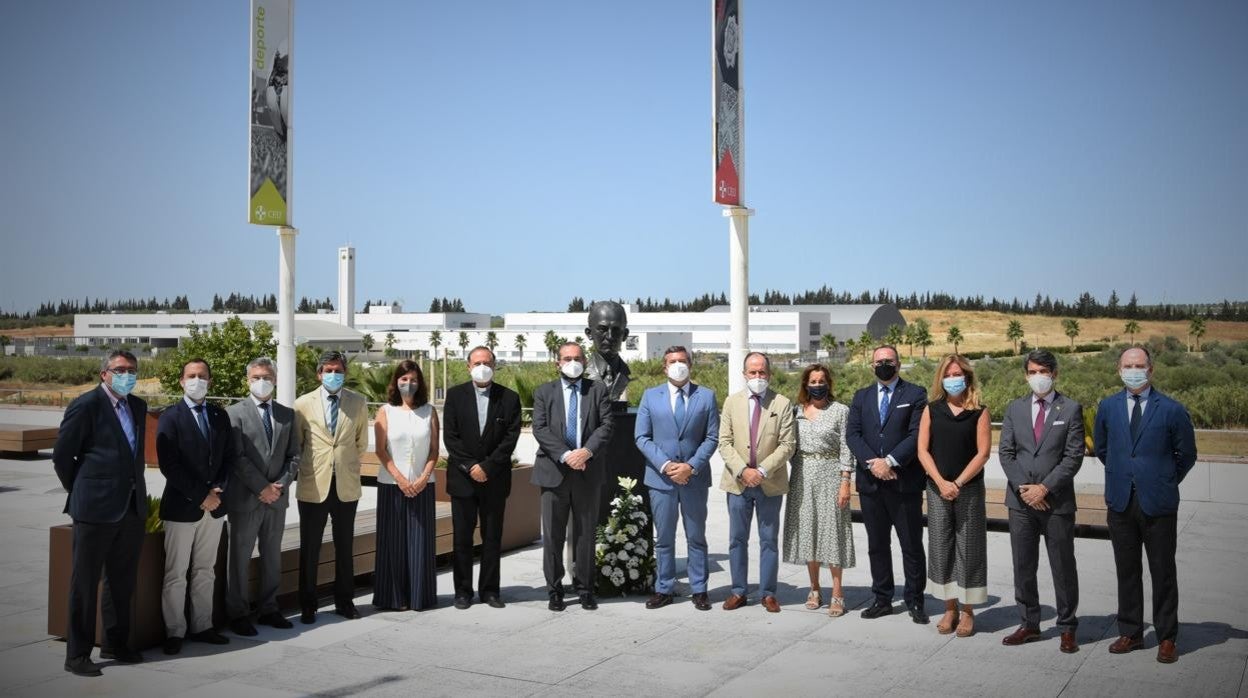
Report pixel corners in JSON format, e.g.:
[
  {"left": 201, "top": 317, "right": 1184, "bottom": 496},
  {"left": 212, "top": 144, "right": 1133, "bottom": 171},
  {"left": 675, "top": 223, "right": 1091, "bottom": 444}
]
[{"left": 597, "top": 408, "right": 653, "bottom": 541}]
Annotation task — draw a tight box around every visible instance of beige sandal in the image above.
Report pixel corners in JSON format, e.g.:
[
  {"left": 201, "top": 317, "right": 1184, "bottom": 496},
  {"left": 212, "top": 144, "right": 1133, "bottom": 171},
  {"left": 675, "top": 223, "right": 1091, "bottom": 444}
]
[
  {"left": 956, "top": 610, "right": 975, "bottom": 637},
  {"left": 937, "top": 604, "right": 958, "bottom": 634},
  {"left": 828, "top": 597, "right": 845, "bottom": 617},
  {"left": 804, "top": 589, "right": 823, "bottom": 610}
]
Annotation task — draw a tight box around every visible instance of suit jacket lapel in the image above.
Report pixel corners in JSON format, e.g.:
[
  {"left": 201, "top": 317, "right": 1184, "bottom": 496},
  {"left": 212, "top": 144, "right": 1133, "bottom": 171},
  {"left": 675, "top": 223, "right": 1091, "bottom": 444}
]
[
  {"left": 1034, "top": 393, "right": 1062, "bottom": 453},
  {"left": 481, "top": 384, "right": 501, "bottom": 441},
  {"left": 1133, "top": 390, "right": 1161, "bottom": 447},
  {"left": 880, "top": 381, "right": 902, "bottom": 428},
  {"left": 98, "top": 386, "right": 135, "bottom": 463}
]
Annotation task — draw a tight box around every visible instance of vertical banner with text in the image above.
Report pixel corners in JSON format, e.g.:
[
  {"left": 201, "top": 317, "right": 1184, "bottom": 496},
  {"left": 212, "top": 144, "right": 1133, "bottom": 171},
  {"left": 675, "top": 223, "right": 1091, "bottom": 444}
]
[
  {"left": 249, "top": 0, "right": 292, "bottom": 225},
  {"left": 712, "top": 0, "right": 742, "bottom": 206}
]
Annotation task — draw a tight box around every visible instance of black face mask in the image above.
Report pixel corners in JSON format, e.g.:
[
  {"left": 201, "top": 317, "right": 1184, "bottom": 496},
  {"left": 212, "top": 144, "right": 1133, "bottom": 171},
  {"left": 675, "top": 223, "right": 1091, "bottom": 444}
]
[
  {"left": 806, "top": 385, "right": 829, "bottom": 401},
  {"left": 874, "top": 362, "right": 898, "bottom": 382}
]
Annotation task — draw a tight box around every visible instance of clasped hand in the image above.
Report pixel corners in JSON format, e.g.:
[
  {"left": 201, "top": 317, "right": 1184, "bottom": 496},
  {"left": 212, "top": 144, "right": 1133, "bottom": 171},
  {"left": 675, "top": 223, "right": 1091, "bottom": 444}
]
[
  {"left": 469, "top": 464, "right": 488, "bottom": 483},
  {"left": 868, "top": 458, "right": 897, "bottom": 481},
  {"left": 201, "top": 487, "right": 224, "bottom": 512},
  {"left": 565, "top": 448, "right": 591, "bottom": 470},
  {"left": 666, "top": 462, "right": 693, "bottom": 486},
  {"left": 740, "top": 467, "right": 764, "bottom": 488},
  {"left": 258, "top": 482, "right": 283, "bottom": 505},
  {"left": 399, "top": 473, "right": 429, "bottom": 498},
  {"left": 1019, "top": 483, "right": 1050, "bottom": 510},
  {"left": 937, "top": 479, "right": 960, "bottom": 501}
]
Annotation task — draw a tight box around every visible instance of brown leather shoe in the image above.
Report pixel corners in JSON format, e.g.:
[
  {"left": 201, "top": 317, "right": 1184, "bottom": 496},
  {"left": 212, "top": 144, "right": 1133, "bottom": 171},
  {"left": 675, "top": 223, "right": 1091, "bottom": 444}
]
[
  {"left": 761, "top": 596, "right": 781, "bottom": 613},
  {"left": 1156, "top": 639, "right": 1177, "bottom": 664},
  {"left": 722, "top": 594, "right": 747, "bottom": 611},
  {"left": 645, "top": 592, "right": 673, "bottom": 610},
  {"left": 1001, "top": 626, "right": 1041, "bottom": 646},
  {"left": 1060, "top": 631, "right": 1079, "bottom": 653},
  {"left": 1108, "top": 635, "right": 1143, "bottom": 654},
  {"left": 691, "top": 592, "right": 712, "bottom": 611}
]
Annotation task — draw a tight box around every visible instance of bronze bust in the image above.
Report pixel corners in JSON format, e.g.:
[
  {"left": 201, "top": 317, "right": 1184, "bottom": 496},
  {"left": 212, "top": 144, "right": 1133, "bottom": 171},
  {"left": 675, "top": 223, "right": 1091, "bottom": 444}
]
[{"left": 584, "top": 300, "right": 630, "bottom": 402}]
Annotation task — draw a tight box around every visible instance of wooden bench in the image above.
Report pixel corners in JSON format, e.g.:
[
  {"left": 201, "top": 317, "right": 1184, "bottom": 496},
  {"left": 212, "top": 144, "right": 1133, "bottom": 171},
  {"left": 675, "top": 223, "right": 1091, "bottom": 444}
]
[
  {"left": 0, "top": 423, "right": 58, "bottom": 454},
  {"left": 849, "top": 487, "right": 1109, "bottom": 535}
]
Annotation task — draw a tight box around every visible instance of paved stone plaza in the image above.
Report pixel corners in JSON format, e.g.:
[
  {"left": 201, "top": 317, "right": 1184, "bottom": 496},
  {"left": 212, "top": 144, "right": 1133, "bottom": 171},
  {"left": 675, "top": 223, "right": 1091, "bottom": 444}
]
[{"left": 0, "top": 407, "right": 1244, "bottom": 697}]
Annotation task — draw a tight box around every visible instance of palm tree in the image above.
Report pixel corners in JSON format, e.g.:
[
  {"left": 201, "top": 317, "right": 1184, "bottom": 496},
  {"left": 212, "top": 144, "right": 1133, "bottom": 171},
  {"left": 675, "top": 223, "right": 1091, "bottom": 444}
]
[
  {"left": 574, "top": 335, "right": 588, "bottom": 356},
  {"left": 858, "top": 330, "right": 874, "bottom": 361},
  {"left": 457, "top": 331, "right": 470, "bottom": 356},
  {"left": 360, "top": 333, "right": 375, "bottom": 353},
  {"left": 912, "top": 318, "right": 933, "bottom": 359},
  {"left": 947, "top": 325, "right": 964, "bottom": 354},
  {"left": 844, "top": 338, "right": 858, "bottom": 363},
  {"left": 429, "top": 330, "right": 443, "bottom": 359},
  {"left": 543, "top": 329, "right": 559, "bottom": 361},
  {"left": 1061, "top": 318, "right": 1080, "bottom": 349},
  {"left": 485, "top": 331, "right": 499, "bottom": 353},
  {"left": 382, "top": 332, "right": 396, "bottom": 358},
  {"left": 820, "top": 333, "right": 837, "bottom": 359},
  {"left": 1123, "top": 320, "right": 1141, "bottom": 344},
  {"left": 1006, "top": 319, "right": 1024, "bottom": 354},
  {"left": 903, "top": 324, "right": 918, "bottom": 358},
  {"left": 1188, "top": 316, "right": 1207, "bottom": 352},
  {"left": 513, "top": 333, "right": 527, "bottom": 363},
  {"left": 885, "top": 324, "right": 905, "bottom": 350}
]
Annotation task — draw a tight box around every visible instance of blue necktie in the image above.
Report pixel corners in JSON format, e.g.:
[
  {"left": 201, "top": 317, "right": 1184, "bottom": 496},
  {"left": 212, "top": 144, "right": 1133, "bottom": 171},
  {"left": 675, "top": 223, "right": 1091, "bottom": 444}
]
[
  {"left": 193, "top": 404, "right": 210, "bottom": 440},
  {"left": 116, "top": 399, "right": 136, "bottom": 453},
  {"left": 674, "top": 388, "right": 687, "bottom": 432},
  {"left": 564, "top": 383, "right": 579, "bottom": 450},
  {"left": 327, "top": 394, "right": 339, "bottom": 436},
  {"left": 879, "top": 385, "right": 891, "bottom": 424},
  {"left": 259, "top": 401, "right": 274, "bottom": 445}
]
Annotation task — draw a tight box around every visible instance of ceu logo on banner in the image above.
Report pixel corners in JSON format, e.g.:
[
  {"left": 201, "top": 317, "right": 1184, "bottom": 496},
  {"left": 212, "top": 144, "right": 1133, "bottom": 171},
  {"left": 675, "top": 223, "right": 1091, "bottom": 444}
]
[
  {"left": 248, "top": 0, "right": 292, "bottom": 227},
  {"left": 712, "top": 0, "right": 742, "bottom": 206}
]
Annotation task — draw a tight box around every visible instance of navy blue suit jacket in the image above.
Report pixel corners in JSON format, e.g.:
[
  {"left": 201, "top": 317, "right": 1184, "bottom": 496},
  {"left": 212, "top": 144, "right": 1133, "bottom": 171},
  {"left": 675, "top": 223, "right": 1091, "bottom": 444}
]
[
  {"left": 52, "top": 385, "right": 148, "bottom": 524},
  {"left": 1094, "top": 388, "right": 1196, "bottom": 516},
  {"left": 846, "top": 378, "right": 928, "bottom": 495},
  {"left": 157, "top": 399, "right": 235, "bottom": 522},
  {"left": 634, "top": 382, "right": 719, "bottom": 491}
]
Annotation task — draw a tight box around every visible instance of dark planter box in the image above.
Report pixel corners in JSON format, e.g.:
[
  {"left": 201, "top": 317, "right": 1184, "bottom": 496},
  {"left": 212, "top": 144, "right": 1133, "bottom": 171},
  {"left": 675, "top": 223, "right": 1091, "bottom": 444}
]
[
  {"left": 433, "top": 464, "right": 541, "bottom": 551},
  {"left": 47, "top": 524, "right": 166, "bottom": 650}
]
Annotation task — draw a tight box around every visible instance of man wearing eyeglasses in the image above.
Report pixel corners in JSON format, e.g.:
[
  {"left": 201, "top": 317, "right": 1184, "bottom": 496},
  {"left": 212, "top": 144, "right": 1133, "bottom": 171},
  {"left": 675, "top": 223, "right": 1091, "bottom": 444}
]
[
  {"left": 53, "top": 351, "right": 149, "bottom": 676},
  {"left": 846, "top": 345, "right": 930, "bottom": 624}
]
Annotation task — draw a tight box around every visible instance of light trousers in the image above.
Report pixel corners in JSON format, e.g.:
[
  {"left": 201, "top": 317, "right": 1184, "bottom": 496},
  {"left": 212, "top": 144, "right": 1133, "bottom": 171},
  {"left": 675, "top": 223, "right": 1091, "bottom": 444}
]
[{"left": 162, "top": 514, "right": 224, "bottom": 637}]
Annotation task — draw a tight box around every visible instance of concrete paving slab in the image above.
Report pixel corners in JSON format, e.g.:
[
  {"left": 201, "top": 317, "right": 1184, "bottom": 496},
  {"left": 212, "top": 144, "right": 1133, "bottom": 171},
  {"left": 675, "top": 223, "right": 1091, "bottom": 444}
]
[
  {"left": 551, "top": 652, "right": 740, "bottom": 697},
  {"left": 171, "top": 680, "right": 304, "bottom": 698}
]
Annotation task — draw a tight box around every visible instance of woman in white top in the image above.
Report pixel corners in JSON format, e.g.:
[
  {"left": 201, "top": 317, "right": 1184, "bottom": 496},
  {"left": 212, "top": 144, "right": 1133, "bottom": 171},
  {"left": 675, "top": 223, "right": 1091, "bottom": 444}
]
[{"left": 372, "top": 359, "right": 439, "bottom": 611}]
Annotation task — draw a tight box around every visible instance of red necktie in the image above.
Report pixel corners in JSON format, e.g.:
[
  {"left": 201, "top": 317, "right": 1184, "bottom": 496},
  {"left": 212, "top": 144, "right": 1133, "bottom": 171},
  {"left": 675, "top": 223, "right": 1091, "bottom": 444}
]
[
  {"left": 748, "top": 394, "right": 761, "bottom": 468},
  {"left": 1033, "top": 398, "right": 1046, "bottom": 445}
]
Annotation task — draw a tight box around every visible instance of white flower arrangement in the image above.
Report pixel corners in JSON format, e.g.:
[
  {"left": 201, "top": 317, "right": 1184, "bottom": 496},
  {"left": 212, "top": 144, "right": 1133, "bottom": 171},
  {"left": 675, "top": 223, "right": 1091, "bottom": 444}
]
[{"left": 594, "top": 476, "right": 655, "bottom": 596}]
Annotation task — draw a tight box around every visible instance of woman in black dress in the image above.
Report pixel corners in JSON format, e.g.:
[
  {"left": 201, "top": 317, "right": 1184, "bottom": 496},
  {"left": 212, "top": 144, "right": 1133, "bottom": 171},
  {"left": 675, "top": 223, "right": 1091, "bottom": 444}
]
[{"left": 917, "top": 354, "right": 991, "bottom": 636}]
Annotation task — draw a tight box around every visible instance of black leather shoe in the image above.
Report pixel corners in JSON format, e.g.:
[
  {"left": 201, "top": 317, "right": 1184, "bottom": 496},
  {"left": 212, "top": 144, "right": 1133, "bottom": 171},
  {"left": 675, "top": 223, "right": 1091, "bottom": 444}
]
[
  {"left": 257, "top": 612, "right": 293, "bottom": 629},
  {"left": 482, "top": 595, "right": 506, "bottom": 609},
  {"left": 334, "top": 603, "right": 361, "bottom": 619},
  {"left": 300, "top": 608, "right": 316, "bottom": 625},
  {"left": 692, "top": 592, "right": 712, "bottom": 611},
  {"left": 453, "top": 596, "right": 472, "bottom": 610},
  {"left": 646, "top": 592, "right": 673, "bottom": 609},
  {"left": 230, "top": 618, "right": 258, "bottom": 637},
  {"left": 64, "top": 656, "right": 101, "bottom": 677},
  {"left": 548, "top": 594, "right": 566, "bottom": 612},
  {"left": 908, "top": 604, "right": 930, "bottom": 625},
  {"left": 105, "top": 647, "right": 143, "bottom": 664},
  {"left": 163, "top": 636, "right": 183, "bottom": 655},
  {"left": 189, "top": 629, "right": 230, "bottom": 645},
  {"left": 861, "top": 602, "right": 893, "bottom": 619},
  {"left": 580, "top": 594, "right": 598, "bottom": 610}
]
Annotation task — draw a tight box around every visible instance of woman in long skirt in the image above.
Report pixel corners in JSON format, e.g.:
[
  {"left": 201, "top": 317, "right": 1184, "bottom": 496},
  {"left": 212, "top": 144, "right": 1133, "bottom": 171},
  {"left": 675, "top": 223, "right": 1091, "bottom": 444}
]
[{"left": 373, "top": 359, "right": 439, "bottom": 611}]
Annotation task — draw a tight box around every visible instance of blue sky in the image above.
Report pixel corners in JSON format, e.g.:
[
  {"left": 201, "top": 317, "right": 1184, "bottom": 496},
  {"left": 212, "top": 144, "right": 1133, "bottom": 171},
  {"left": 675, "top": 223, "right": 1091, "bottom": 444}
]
[{"left": 1, "top": 1, "right": 1244, "bottom": 316}]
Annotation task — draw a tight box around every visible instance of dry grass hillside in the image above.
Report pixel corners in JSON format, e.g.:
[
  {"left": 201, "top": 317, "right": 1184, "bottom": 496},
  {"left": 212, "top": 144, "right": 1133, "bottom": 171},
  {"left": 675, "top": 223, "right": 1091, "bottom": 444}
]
[{"left": 898, "top": 310, "right": 1248, "bottom": 355}]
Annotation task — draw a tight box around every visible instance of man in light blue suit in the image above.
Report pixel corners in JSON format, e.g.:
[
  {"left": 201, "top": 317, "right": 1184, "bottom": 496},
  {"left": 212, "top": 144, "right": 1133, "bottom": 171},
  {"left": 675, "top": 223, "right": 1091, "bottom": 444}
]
[
  {"left": 1095, "top": 345, "right": 1196, "bottom": 664},
  {"left": 635, "top": 346, "right": 719, "bottom": 611}
]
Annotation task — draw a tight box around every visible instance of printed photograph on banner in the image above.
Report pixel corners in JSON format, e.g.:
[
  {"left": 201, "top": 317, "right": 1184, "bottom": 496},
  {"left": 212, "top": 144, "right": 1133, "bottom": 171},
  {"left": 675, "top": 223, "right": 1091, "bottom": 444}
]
[
  {"left": 249, "top": 0, "right": 291, "bottom": 226},
  {"left": 713, "top": 0, "right": 741, "bottom": 206}
]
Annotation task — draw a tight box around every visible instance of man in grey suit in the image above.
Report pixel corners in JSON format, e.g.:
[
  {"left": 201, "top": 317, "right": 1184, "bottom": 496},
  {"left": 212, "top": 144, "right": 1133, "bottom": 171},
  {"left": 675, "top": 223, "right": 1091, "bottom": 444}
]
[
  {"left": 225, "top": 357, "right": 300, "bottom": 635},
  {"left": 531, "top": 342, "right": 613, "bottom": 612},
  {"left": 998, "top": 350, "right": 1085, "bottom": 653}
]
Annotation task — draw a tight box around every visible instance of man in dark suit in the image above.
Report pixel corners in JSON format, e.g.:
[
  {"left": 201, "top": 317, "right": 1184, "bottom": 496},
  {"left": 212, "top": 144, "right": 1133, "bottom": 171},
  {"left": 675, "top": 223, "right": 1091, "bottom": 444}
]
[
  {"left": 531, "top": 341, "right": 613, "bottom": 611},
  {"left": 53, "top": 350, "right": 149, "bottom": 676},
  {"left": 225, "top": 356, "right": 300, "bottom": 635},
  {"left": 156, "top": 358, "right": 236, "bottom": 654},
  {"left": 443, "top": 346, "right": 522, "bottom": 610},
  {"left": 634, "top": 346, "right": 719, "bottom": 611},
  {"left": 998, "top": 350, "right": 1085, "bottom": 653},
  {"left": 1095, "top": 346, "right": 1197, "bottom": 664},
  {"left": 846, "top": 344, "right": 929, "bottom": 623}
]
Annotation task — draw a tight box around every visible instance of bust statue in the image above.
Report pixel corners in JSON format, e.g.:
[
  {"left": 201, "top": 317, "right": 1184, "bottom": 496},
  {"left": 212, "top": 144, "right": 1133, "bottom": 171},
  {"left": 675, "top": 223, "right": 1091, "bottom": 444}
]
[{"left": 584, "top": 300, "right": 630, "bottom": 402}]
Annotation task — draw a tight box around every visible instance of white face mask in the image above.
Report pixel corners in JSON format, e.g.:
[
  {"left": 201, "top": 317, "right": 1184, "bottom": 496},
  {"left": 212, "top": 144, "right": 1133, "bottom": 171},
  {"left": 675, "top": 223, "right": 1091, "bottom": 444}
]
[
  {"left": 249, "top": 378, "right": 274, "bottom": 401},
  {"left": 183, "top": 377, "right": 209, "bottom": 402},
  {"left": 1027, "top": 374, "right": 1054, "bottom": 396},
  {"left": 470, "top": 364, "right": 494, "bottom": 384},
  {"left": 747, "top": 378, "right": 769, "bottom": 395},
  {"left": 1120, "top": 367, "right": 1149, "bottom": 391},
  {"left": 666, "top": 362, "right": 690, "bottom": 383},
  {"left": 560, "top": 360, "right": 585, "bottom": 379}
]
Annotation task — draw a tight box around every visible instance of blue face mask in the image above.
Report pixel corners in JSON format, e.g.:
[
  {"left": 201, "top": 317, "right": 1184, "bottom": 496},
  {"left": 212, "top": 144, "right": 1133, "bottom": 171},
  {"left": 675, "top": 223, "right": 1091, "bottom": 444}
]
[
  {"left": 109, "top": 372, "right": 137, "bottom": 397},
  {"left": 321, "top": 372, "right": 345, "bottom": 392},
  {"left": 1120, "top": 368, "right": 1149, "bottom": 391},
  {"left": 942, "top": 376, "right": 967, "bottom": 396}
]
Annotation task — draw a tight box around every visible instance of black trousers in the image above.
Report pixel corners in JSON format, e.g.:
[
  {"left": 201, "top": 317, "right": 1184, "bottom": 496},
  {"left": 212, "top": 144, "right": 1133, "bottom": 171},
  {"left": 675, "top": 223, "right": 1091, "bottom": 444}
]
[
  {"left": 859, "top": 487, "right": 927, "bottom": 607},
  {"left": 297, "top": 478, "right": 359, "bottom": 610},
  {"left": 451, "top": 488, "right": 507, "bottom": 598},
  {"left": 540, "top": 474, "right": 600, "bottom": 596},
  {"left": 67, "top": 504, "right": 144, "bottom": 659},
  {"left": 1107, "top": 490, "right": 1179, "bottom": 641},
  {"left": 1008, "top": 507, "right": 1079, "bottom": 631}
]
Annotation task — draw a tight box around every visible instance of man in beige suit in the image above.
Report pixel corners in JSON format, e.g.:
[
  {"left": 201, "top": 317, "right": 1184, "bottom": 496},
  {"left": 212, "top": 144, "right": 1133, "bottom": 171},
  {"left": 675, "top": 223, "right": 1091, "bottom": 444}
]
[
  {"left": 293, "top": 351, "right": 369, "bottom": 624},
  {"left": 718, "top": 352, "right": 796, "bottom": 612}
]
